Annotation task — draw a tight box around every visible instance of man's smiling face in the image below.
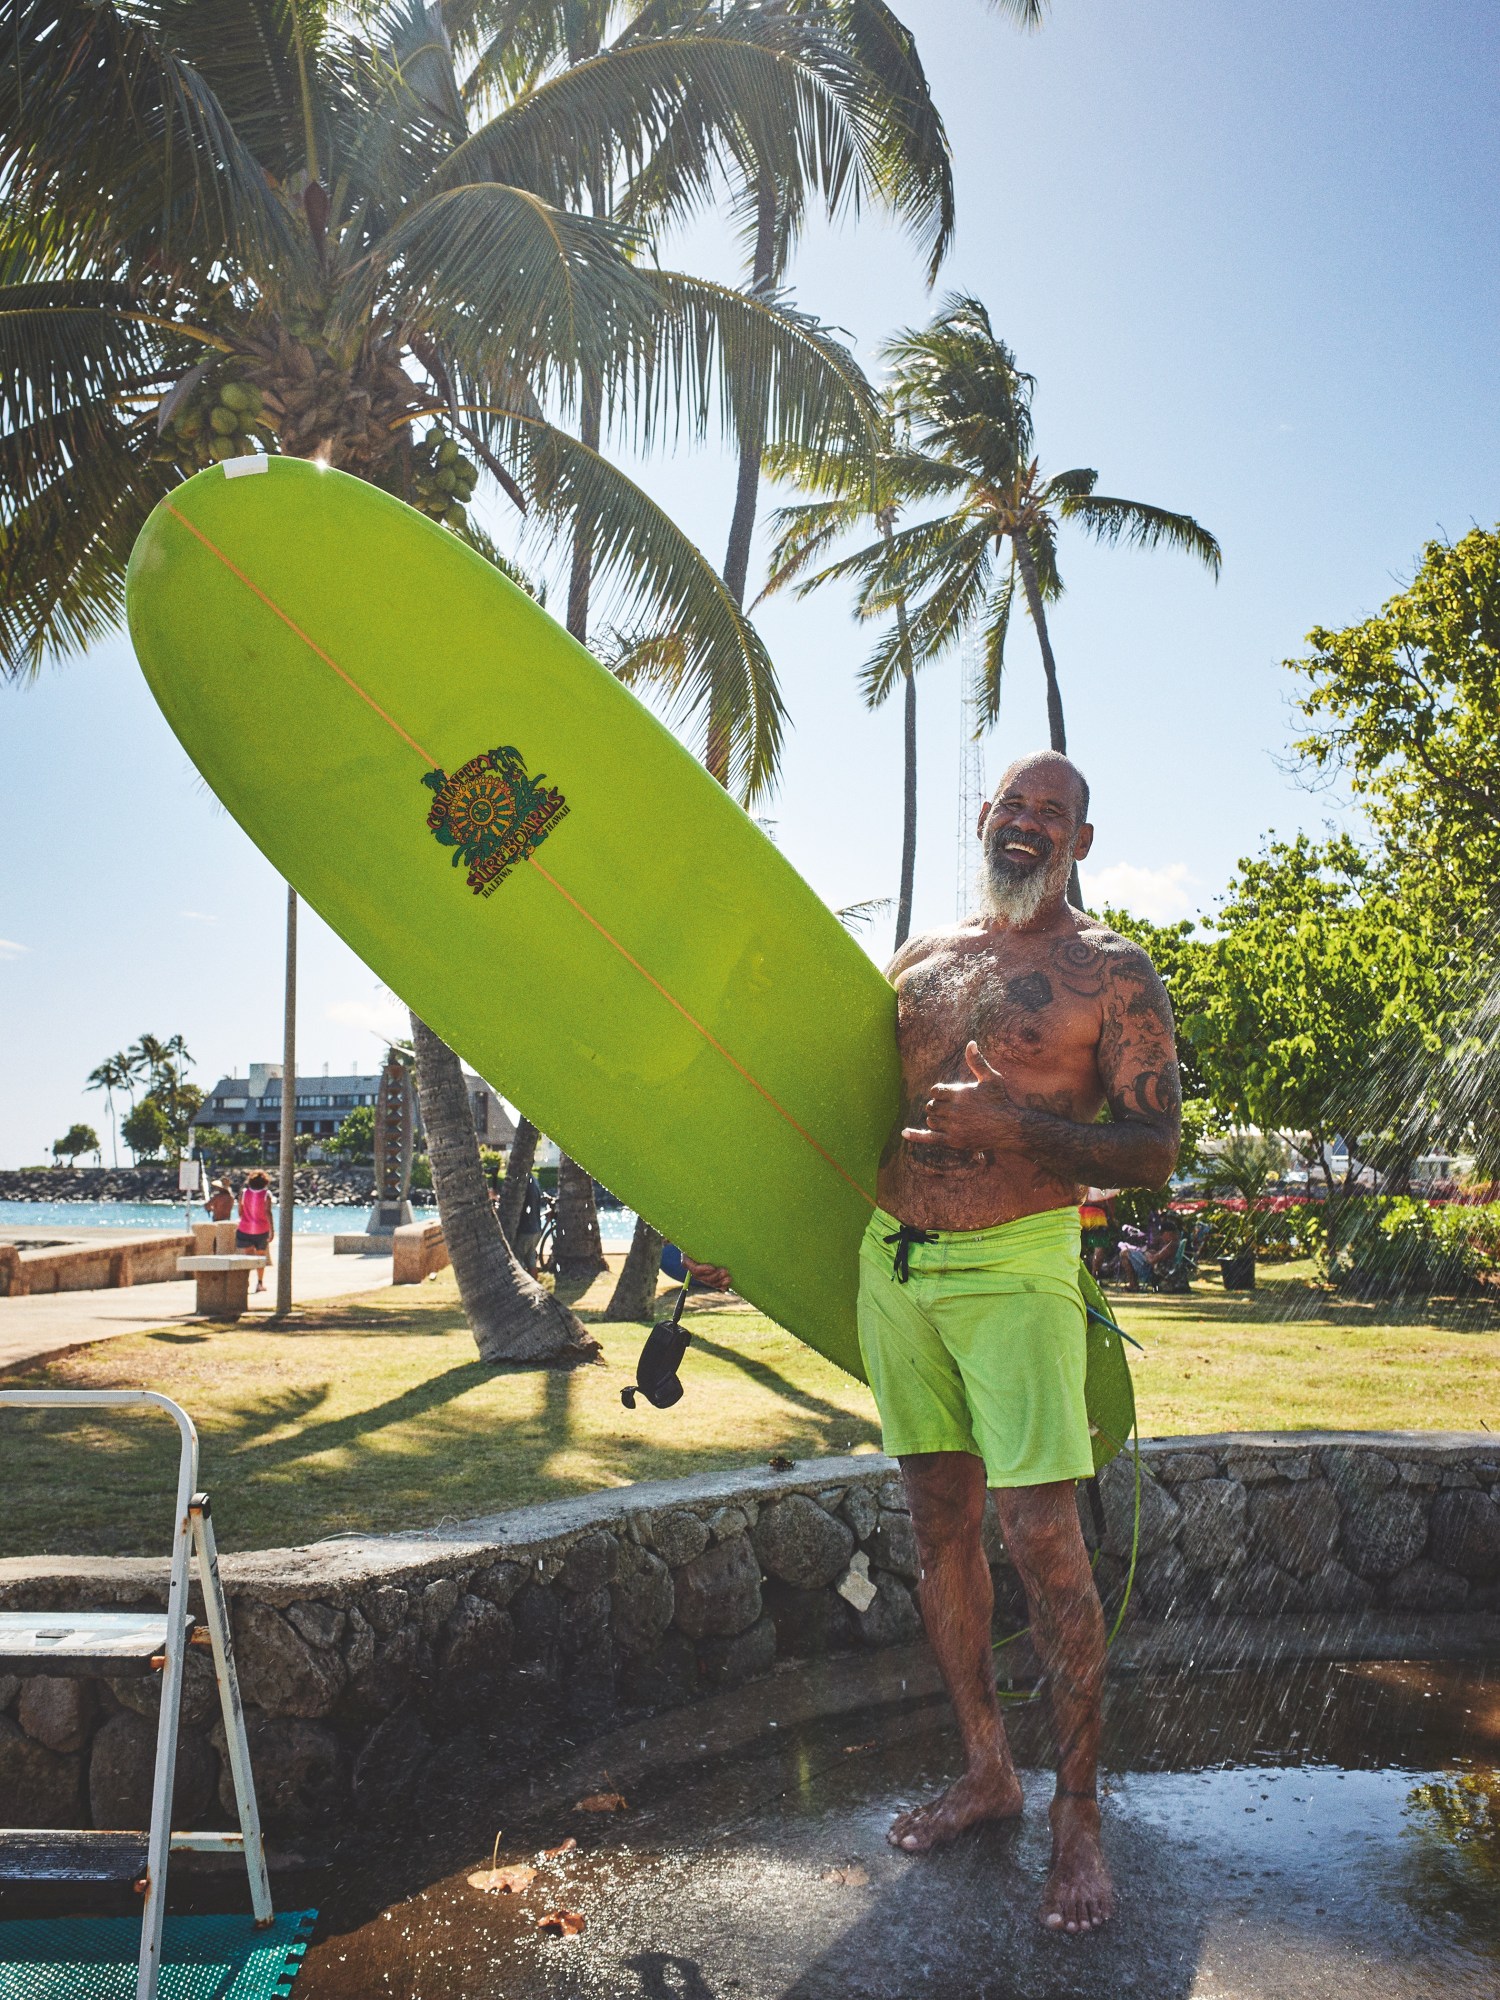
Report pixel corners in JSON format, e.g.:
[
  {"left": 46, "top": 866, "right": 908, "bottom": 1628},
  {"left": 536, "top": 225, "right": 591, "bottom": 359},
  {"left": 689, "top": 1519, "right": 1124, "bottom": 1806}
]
[{"left": 976, "top": 755, "right": 1093, "bottom": 922}]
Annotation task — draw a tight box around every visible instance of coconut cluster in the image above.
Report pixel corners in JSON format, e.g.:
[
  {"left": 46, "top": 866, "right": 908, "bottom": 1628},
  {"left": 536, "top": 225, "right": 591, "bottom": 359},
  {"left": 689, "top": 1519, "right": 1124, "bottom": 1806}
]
[
  {"left": 411, "top": 427, "right": 479, "bottom": 529},
  {"left": 160, "top": 376, "right": 271, "bottom": 469}
]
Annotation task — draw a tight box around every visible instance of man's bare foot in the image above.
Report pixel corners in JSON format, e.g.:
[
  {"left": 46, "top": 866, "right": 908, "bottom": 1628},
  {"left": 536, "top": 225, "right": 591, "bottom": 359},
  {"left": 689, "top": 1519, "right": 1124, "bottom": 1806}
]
[
  {"left": 1042, "top": 1792, "right": 1114, "bottom": 1933},
  {"left": 888, "top": 1763, "right": 1023, "bottom": 1853}
]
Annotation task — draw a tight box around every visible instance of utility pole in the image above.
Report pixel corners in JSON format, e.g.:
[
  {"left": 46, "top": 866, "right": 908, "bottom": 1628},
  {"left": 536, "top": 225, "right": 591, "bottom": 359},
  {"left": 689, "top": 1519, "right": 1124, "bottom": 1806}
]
[{"left": 275, "top": 887, "right": 297, "bottom": 1318}]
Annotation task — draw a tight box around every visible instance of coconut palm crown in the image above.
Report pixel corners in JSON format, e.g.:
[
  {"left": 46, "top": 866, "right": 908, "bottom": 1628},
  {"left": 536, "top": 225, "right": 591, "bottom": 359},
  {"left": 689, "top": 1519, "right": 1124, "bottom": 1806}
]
[{"left": 1, "top": 0, "right": 903, "bottom": 799}]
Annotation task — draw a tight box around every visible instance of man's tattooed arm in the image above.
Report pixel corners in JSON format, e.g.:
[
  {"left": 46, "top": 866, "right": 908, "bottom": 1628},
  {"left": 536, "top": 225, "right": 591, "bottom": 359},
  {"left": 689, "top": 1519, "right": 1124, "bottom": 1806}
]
[{"left": 1015, "top": 942, "right": 1181, "bottom": 1185}]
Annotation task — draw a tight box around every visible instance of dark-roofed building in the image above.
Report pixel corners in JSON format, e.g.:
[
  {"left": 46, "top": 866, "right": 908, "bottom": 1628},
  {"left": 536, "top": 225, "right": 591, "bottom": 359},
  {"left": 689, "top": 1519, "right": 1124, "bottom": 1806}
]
[{"left": 191, "top": 1063, "right": 514, "bottom": 1157}]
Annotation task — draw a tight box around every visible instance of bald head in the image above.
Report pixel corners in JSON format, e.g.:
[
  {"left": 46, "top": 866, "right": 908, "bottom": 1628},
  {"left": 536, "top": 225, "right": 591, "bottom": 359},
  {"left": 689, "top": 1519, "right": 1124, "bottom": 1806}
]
[{"left": 991, "top": 751, "right": 1090, "bottom": 827}]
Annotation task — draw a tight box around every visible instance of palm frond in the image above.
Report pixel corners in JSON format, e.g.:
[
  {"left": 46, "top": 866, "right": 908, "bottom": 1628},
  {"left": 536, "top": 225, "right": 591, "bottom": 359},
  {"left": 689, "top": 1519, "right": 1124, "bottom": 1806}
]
[
  {"left": 834, "top": 0, "right": 954, "bottom": 283},
  {"left": 759, "top": 493, "right": 870, "bottom": 602},
  {"left": 974, "top": 564, "right": 1016, "bottom": 726},
  {"left": 1058, "top": 492, "right": 1223, "bottom": 576}
]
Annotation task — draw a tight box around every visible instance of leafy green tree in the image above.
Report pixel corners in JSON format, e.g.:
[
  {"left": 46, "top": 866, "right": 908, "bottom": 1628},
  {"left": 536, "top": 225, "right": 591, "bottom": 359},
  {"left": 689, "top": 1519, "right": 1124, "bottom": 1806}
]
[
  {"left": 763, "top": 297, "right": 1221, "bottom": 905},
  {"left": 5, "top": 0, "right": 880, "bottom": 1360},
  {"left": 329, "top": 1104, "right": 376, "bottom": 1162},
  {"left": 122, "top": 1097, "right": 171, "bottom": 1162},
  {"left": 1174, "top": 835, "right": 1448, "bottom": 1256},
  {"left": 1291, "top": 524, "right": 1500, "bottom": 907},
  {"left": 52, "top": 1122, "right": 101, "bottom": 1165}
]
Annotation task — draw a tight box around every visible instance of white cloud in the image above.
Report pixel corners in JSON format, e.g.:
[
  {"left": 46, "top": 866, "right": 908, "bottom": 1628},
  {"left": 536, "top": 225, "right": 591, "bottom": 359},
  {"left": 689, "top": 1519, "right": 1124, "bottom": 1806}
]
[
  {"left": 0, "top": 938, "right": 28, "bottom": 960},
  {"left": 325, "top": 990, "right": 411, "bottom": 1043},
  {"left": 1081, "top": 861, "right": 1199, "bottom": 924},
  {"left": 179, "top": 910, "right": 218, "bottom": 923}
]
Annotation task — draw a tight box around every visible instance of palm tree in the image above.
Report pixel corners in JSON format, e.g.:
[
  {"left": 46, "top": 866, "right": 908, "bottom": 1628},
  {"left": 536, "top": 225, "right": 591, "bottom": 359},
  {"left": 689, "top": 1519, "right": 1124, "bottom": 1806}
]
[
  {"left": 767, "top": 296, "right": 1221, "bottom": 906},
  {"left": 4, "top": 0, "right": 880, "bottom": 1360},
  {"left": 86, "top": 1052, "right": 134, "bottom": 1168}
]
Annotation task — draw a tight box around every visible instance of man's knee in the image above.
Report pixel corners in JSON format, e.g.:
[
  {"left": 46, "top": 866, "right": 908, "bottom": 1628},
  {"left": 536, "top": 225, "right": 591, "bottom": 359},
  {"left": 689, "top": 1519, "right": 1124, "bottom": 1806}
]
[
  {"left": 901, "top": 1451, "right": 987, "bottom": 1559},
  {"left": 996, "top": 1485, "right": 1090, "bottom": 1587}
]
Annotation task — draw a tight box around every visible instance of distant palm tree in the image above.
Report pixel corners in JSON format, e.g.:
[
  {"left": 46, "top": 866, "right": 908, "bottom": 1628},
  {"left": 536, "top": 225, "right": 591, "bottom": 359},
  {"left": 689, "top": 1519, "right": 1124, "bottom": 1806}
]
[
  {"left": 768, "top": 297, "right": 1222, "bottom": 905},
  {"left": 86, "top": 1053, "right": 134, "bottom": 1167}
]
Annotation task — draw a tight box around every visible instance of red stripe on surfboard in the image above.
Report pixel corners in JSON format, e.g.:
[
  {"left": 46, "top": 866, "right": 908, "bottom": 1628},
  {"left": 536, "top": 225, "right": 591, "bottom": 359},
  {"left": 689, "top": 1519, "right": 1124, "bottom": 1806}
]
[{"left": 166, "top": 491, "right": 877, "bottom": 1214}]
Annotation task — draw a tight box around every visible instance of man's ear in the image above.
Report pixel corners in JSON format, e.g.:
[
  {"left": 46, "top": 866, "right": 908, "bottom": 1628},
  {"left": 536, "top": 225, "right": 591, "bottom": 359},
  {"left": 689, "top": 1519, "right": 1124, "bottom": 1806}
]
[
  {"left": 1073, "top": 820, "right": 1095, "bottom": 862},
  {"left": 977, "top": 800, "right": 992, "bottom": 837}
]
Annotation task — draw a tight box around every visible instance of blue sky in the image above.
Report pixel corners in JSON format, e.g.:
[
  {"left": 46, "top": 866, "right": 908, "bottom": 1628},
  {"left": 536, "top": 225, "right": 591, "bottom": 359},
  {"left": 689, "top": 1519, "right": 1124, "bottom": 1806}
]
[{"left": 3, "top": 0, "right": 1498, "bottom": 1165}]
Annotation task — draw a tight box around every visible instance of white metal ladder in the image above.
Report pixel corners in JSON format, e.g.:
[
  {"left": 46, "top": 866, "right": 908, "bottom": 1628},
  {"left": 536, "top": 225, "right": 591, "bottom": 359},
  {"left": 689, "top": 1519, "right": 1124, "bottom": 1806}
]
[{"left": 0, "top": 1389, "right": 272, "bottom": 2000}]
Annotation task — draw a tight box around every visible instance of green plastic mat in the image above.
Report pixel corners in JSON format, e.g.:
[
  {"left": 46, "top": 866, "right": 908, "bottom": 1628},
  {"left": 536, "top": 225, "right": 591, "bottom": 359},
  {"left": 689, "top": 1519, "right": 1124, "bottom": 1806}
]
[{"left": 0, "top": 1909, "right": 316, "bottom": 1999}]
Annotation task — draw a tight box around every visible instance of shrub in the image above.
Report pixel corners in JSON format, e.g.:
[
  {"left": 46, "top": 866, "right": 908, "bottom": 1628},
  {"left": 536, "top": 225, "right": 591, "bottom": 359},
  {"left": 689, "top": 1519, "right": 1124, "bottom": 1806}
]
[{"left": 1334, "top": 1196, "right": 1500, "bottom": 1294}]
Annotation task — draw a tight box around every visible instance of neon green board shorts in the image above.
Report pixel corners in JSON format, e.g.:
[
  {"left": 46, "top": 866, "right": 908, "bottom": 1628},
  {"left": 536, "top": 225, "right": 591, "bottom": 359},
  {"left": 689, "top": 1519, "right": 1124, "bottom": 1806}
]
[{"left": 857, "top": 1204, "right": 1097, "bottom": 1489}]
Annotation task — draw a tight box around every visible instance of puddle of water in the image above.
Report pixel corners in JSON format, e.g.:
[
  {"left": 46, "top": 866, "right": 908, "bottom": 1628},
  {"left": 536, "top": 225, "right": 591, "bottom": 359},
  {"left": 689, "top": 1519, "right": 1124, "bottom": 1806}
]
[{"left": 288, "top": 1657, "right": 1498, "bottom": 2000}]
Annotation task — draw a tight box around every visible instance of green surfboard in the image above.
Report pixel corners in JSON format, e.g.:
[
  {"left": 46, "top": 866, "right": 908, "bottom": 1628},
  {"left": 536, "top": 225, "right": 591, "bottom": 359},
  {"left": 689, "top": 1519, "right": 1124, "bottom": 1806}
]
[{"left": 126, "top": 456, "right": 1132, "bottom": 1464}]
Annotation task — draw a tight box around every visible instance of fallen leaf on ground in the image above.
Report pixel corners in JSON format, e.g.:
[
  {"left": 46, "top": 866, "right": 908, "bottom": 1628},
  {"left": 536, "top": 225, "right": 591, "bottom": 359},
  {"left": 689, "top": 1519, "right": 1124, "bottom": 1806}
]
[
  {"left": 822, "top": 1864, "right": 870, "bottom": 1886},
  {"left": 541, "top": 1838, "right": 578, "bottom": 1859},
  {"left": 467, "top": 1863, "right": 537, "bottom": 1895},
  {"left": 768, "top": 1455, "right": 795, "bottom": 1471},
  {"left": 575, "top": 1792, "right": 628, "bottom": 1813},
  {"left": 842, "top": 1740, "right": 876, "bottom": 1755},
  {"left": 536, "top": 1909, "right": 586, "bottom": 1937}
]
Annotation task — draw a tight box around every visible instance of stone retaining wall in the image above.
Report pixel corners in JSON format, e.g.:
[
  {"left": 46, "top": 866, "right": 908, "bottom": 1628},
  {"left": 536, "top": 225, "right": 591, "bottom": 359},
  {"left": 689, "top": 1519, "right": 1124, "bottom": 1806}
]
[
  {"left": 0, "top": 1167, "right": 378, "bottom": 1208},
  {"left": 1, "top": 1433, "right": 1495, "bottom": 1839}
]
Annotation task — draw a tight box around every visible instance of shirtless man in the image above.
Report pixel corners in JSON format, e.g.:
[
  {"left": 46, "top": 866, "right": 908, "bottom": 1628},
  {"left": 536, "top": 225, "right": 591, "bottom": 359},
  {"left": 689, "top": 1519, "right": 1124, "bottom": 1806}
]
[{"left": 694, "top": 749, "right": 1180, "bottom": 1933}]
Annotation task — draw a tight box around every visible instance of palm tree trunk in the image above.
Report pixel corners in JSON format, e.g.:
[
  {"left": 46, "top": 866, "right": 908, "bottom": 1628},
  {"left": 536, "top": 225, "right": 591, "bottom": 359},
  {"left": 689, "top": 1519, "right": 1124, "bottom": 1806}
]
[
  {"left": 1013, "top": 538, "right": 1083, "bottom": 909},
  {"left": 606, "top": 1218, "right": 665, "bottom": 1319},
  {"left": 496, "top": 1115, "right": 539, "bottom": 1243},
  {"left": 881, "top": 511, "right": 919, "bottom": 950},
  {"left": 555, "top": 1154, "right": 607, "bottom": 1282},
  {"left": 410, "top": 1014, "right": 597, "bottom": 1363}
]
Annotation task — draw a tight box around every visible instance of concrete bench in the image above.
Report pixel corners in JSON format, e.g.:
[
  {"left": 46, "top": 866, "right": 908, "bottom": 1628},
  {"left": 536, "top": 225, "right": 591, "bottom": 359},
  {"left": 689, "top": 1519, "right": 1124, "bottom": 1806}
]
[
  {"left": 176, "top": 1254, "right": 266, "bottom": 1320},
  {"left": 393, "top": 1219, "right": 449, "bottom": 1285}
]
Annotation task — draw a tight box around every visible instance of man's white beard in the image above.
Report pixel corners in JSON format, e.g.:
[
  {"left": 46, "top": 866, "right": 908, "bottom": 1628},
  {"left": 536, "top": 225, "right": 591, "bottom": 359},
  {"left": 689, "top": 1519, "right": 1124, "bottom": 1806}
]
[{"left": 977, "top": 837, "right": 1073, "bottom": 925}]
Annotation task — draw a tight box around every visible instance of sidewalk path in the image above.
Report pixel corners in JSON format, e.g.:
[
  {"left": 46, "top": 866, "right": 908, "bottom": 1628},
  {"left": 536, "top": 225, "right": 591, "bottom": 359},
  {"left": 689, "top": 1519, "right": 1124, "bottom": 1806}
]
[{"left": 0, "top": 1236, "right": 394, "bottom": 1373}]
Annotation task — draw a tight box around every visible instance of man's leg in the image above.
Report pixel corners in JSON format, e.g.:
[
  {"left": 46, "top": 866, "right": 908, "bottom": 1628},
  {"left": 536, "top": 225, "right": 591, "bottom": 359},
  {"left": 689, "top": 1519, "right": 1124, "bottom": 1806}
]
[
  {"left": 994, "top": 1481, "right": 1114, "bottom": 1933},
  {"left": 888, "top": 1450, "right": 1024, "bottom": 1852}
]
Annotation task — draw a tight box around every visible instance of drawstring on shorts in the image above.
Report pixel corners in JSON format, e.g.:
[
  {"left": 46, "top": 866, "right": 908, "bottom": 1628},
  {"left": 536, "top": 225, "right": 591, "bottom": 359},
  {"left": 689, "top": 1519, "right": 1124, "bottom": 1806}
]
[{"left": 885, "top": 1223, "right": 938, "bottom": 1282}]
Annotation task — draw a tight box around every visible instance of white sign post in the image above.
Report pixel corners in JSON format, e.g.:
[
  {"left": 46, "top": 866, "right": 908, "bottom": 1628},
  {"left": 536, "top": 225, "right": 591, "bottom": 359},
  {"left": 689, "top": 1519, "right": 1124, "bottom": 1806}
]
[{"left": 178, "top": 1158, "right": 201, "bottom": 1234}]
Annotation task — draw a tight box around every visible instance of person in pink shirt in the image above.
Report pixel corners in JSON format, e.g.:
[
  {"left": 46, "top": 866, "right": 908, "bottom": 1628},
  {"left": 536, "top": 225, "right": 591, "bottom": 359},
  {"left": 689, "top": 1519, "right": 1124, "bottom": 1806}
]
[{"left": 235, "top": 1171, "right": 274, "bottom": 1292}]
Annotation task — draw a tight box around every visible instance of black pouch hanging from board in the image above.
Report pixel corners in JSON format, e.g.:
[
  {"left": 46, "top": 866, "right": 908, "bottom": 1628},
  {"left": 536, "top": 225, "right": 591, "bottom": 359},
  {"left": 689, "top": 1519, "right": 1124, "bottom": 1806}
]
[{"left": 621, "top": 1281, "right": 693, "bottom": 1410}]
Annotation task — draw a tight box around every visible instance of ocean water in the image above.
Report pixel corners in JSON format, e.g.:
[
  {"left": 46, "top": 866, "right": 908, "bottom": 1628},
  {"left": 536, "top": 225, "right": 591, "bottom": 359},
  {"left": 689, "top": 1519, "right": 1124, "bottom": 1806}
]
[{"left": 0, "top": 1199, "right": 639, "bottom": 1246}]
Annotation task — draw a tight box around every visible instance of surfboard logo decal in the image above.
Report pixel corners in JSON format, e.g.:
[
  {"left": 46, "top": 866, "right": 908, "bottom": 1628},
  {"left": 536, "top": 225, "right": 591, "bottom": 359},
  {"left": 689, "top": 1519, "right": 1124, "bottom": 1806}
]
[{"left": 422, "top": 745, "right": 568, "bottom": 897}]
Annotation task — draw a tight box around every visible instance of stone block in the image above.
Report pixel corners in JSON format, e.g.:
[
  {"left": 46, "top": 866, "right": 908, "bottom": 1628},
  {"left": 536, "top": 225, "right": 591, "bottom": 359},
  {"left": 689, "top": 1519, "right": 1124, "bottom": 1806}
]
[
  {"left": 343, "top": 1606, "right": 376, "bottom": 1679},
  {"left": 233, "top": 1600, "right": 346, "bottom": 1718},
  {"left": 672, "top": 1533, "right": 762, "bottom": 1639},
  {"left": 867, "top": 1509, "right": 921, "bottom": 1581},
  {"left": 817, "top": 1488, "right": 847, "bottom": 1513},
  {"left": 1429, "top": 1489, "right": 1500, "bottom": 1581},
  {"left": 610, "top": 1544, "right": 674, "bottom": 1657},
  {"left": 471, "top": 1562, "right": 528, "bottom": 1608},
  {"left": 558, "top": 1584, "right": 612, "bottom": 1659},
  {"left": 0, "top": 1675, "right": 19, "bottom": 1712},
  {"left": 0, "top": 1713, "right": 81, "bottom": 1827},
  {"left": 1153, "top": 1452, "right": 1218, "bottom": 1484},
  {"left": 707, "top": 1505, "right": 751, "bottom": 1542},
  {"left": 1224, "top": 1450, "right": 1312, "bottom": 1485},
  {"left": 840, "top": 1486, "right": 880, "bottom": 1544},
  {"left": 1132, "top": 1549, "right": 1191, "bottom": 1619},
  {"left": 19, "top": 1676, "right": 96, "bottom": 1754},
  {"left": 420, "top": 1577, "right": 461, "bottom": 1641},
  {"left": 1236, "top": 1560, "right": 1302, "bottom": 1616},
  {"left": 106, "top": 1645, "right": 219, "bottom": 1730},
  {"left": 1099, "top": 1455, "right": 1181, "bottom": 1558},
  {"left": 618, "top": 1631, "right": 698, "bottom": 1710},
  {"left": 220, "top": 1713, "right": 346, "bottom": 1828},
  {"left": 363, "top": 1585, "right": 409, "bottom": 1635},
  {"left": 1176, "top": 1480, "right": 1247, "bottom": 1572},
  {"left": 698, "top": 1613, "right": 777, "bottom": 1688},
  {"left": 651, "top": 1510, "right": 710, "bottom": 1567},
  {"left": 1250, "top": 1480, "right": 1340, "bottom": 1578},
  {"left": 1341, "top": 1491, "right": 1427, "bottom": 1579},
  {"left": 879, "top": 1473, "right": 908, "bottom": 1510},
  {"left": 852, "top": 1572, "right": 922, "bottom": 1649},
  {"left": 89, "top": 1710, "right": 214, "bottom": 1828},
  {"left": 440, "top": 1594, "right": 513, "bottom": 1675},
  {"left": 762, "top": 1580, "right": 856, "bottom": 1657},
  {"left": 1319, "top": 1446, "right": 1396, "bottom": 1504},
  {"left": 558, "top": 1531, "right": 618, "bottom": 1594},
  {"left": 1386, "top": 1560, "right": 1469, "bottom": 1613},
  {"left": 752, "top": 1495, "right": 854, "bottom": 1590},
  {"left": 1291, "top": 1559, "right": 1374, "bottom": 1612},
  {"left": 349, "top": 1623, "right": 421, "bottom": 1715},
  {"left": 511, "top": 1586, "right": 560, "bottom": 1666},
  {"left": 286, "top": 1601, "right": 345, "bottom": 1650},
  {"left": 1394, "top": 1460, "right": 1442, "bottom": 1489}
]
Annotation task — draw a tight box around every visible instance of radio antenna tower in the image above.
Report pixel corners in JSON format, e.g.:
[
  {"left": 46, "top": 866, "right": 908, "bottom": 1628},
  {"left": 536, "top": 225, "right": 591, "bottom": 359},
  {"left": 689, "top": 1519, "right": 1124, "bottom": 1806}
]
[{"left": 955, "top": 649, "right": 987, "bottom": 918}]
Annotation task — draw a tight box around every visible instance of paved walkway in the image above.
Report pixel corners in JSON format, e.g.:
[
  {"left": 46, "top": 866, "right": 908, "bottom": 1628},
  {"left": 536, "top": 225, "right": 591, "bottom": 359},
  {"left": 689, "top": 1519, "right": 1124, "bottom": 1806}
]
[{"left": 0, "top": 1236, "right": 395, "bottom": 1372}]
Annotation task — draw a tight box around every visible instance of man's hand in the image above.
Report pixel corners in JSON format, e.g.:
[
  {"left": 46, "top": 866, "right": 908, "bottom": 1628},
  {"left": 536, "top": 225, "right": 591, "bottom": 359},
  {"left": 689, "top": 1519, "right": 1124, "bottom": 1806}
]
[
  {"left": 682, "top": 1255, "right": 732, "bottom": 1291},
  {"left": 900, "top": 1042, "right": 1029, "bottom": 1156}
]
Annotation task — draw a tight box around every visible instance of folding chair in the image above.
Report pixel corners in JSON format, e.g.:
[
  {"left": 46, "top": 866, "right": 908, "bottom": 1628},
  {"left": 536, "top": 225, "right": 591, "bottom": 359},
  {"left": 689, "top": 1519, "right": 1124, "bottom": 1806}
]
[{"left": 0, "top": 1389, "right": 272, "bottom": 2000}]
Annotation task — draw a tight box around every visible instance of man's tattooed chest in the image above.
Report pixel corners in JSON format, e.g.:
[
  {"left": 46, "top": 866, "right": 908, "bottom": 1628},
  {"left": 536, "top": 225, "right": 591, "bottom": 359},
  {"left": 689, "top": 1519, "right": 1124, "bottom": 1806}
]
[{"left": 895, "top": 942, "right": 1098, "bottom": 1082}]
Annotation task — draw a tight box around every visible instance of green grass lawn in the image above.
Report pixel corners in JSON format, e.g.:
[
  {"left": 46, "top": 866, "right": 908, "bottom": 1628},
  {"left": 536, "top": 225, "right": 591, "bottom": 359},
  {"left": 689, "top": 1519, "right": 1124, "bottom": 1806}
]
[{"left": 1, "top": 1257, "right": 1494, "bottom": 1558}]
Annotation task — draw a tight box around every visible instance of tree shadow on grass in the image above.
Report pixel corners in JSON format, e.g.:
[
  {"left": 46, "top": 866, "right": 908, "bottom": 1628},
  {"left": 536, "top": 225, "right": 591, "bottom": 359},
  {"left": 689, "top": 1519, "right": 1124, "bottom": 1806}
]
[{"left": 688, "top": 1329, "right": 878, "bottom": 1436}]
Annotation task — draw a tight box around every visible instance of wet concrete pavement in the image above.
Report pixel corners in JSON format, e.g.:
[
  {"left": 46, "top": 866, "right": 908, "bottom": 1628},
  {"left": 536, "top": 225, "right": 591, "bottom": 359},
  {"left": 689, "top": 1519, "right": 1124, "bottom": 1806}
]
[{"left": 292, "top": 1653, "right": 1500, "bottom": 2000}]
